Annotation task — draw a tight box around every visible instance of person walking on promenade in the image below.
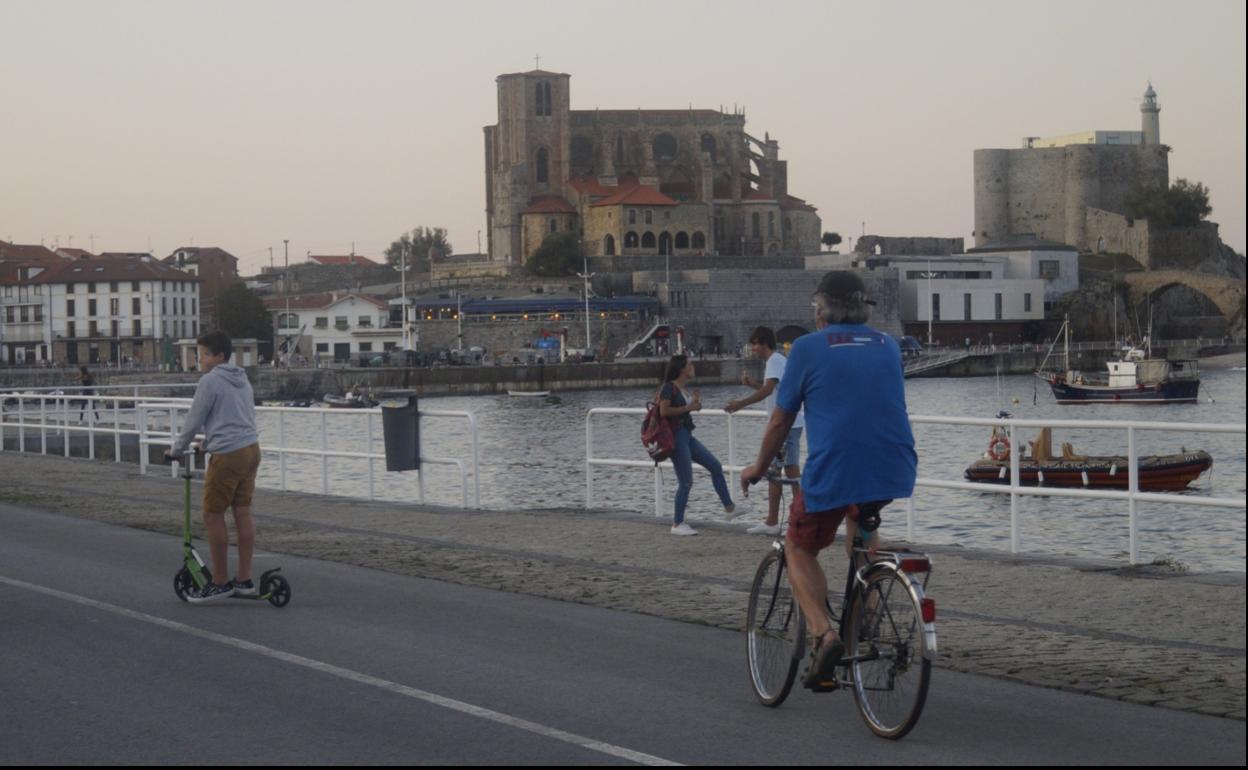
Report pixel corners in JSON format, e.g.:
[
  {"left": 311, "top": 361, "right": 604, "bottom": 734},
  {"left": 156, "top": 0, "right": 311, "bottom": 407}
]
[
  {"left": 725, "top": 326, "right": 804, "bottom": 536},
  {"left": 659, "top": 354, "right": 735, "bottom": 536},
  {"left": 164, "top": 331, "right": 262, "bottom": 604},
  {"left": 74, "top": 365, "right": 100, "bottom": 422}
]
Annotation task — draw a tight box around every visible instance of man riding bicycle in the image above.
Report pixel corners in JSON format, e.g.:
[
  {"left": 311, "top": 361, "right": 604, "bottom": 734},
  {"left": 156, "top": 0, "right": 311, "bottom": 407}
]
[{"left": 740, "top": 271, "right": 917, "bottom": 690}]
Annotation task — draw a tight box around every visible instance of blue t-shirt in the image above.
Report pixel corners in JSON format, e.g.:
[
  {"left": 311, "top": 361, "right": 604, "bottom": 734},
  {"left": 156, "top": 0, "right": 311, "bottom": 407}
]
[{"left": 775, "top": 325, "right": 917, "bottom": 513}]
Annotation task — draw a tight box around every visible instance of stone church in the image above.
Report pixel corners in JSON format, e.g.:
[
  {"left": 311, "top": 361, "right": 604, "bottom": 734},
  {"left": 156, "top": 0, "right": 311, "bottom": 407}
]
[{"left": 484, "top": 69, "right": 822, "bottom": 266}]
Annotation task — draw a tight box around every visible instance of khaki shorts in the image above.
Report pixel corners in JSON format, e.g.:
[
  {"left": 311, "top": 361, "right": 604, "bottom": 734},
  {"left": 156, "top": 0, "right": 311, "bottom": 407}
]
[{"left": 203, "top": 443, "right": 261, "bottom": 514}]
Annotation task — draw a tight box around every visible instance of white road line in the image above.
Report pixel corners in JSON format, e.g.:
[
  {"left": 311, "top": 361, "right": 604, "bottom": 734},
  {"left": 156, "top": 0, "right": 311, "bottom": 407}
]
[{"left": 0, "top": 574, "right": 681, "bottom": 767}]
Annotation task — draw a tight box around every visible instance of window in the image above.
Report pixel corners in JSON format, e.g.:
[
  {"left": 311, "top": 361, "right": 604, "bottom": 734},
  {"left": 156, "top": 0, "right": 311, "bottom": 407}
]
[
  {"left": 161, "top": 297, "right": 167, "bottom": 314},
  {"left": 549, "top": 218, "right": 557, "bottom": 234},
  {"left": 89, "top": 299, "right": 97, "bottom": 316},
  {"left": 192, "top": 320, "right": 197, "bottom": 336},
  {"left": 110, "top": 298, "right": 120, "bottom": 315},
  {"left": 652, "top": 133, "right": 677, "bottom": 163},
  {"left": 88, "top": 282, "right": 96, "bottom": 293},
  {"left": 18, "top": 306, "right": 28, "bottom": 322},
  {"left": 604, "top": 235, "right": 616, "bottom": 255},
  {"left": 90, "top": 321, "right": 99, "bottom": 337},
  {"left": 675, "top": 232, "right": 689, "bottom": 250},
  {"left": 132, "top": 297, "right": 141, "bottom": 315},
  {"left": 66, "top": 282, "right": 75, "bottom": 293},
  {"left": 133, "top": 320, "right": 142, "bottom": 336},
  {"left": 536, "top": 147, "right": 549, "bottom": 184},
  {"left": 624, "top": 232, "right": 639, "bottom": 249},
  {"left": 692, "top": 232, "right": 706, "bottom": 250},
  {"left": 67, "top": 321, "right": 76, "bottom": 338},
  {"left": 110, "top": 281, "right": 118, "bottom": 292},
  {"left": 628, "top": 209, "right": 636, "bottom": 225},
  {"left": 994, "top": 293, "right": 1003, "bottom": 321},
  {"left": 192, "top": 298, "right": 196, "bottom": 315},
  {"left": 111, "top": 321, "right": 119, "bottom": 337},
  {"left": 132, "top": 281, "right": 140, "bottom": 291},
  {"left": 645, "top": 210, "right": 652, "bottom": 225},
  {"left": 34, "top": 306, "right": 42, "bottom": 322},
  {"left": 358, "top": 315, "right": 372, "bottom": 328},
  {"left": 316, "top": 343, "right": 329, "bottom": 353},
  {"left": 1024, "top": 293, "right": 1032, "bottom": 312},
  {"left": 931, "top": 294, "right": 940, "bottom": 322},
  {"left": 335, "top": 316, "right": 349, "bottom": 330},
  {"left": 67, "top": 299, "right": 76, "bottom": 316},
  {"left": 768, "top": 212, "right": 775, "bottom": 237},
  {"left": 964, "top": 293, "right": 972, "bottom": 321},
  {"left": 641, "top": 232, "right": 656, "bottom": 249},
  {"left": 1039, "top": 260, "right": 1060, "bottom": 279},
  {"left": 277, "top": 313, "right": 299, "bottom": 330},
  {"left": 359, "top": 342, "right": 373, "bottom": 352},
  {"left": 700, "top": 133, "right": 717, "bottom": 161},
  {"left": 315, "top": 317, "right": 328, "bottom": 329},
  {"left": 181, "top": 298, "right": 186, "bottom": 315}
]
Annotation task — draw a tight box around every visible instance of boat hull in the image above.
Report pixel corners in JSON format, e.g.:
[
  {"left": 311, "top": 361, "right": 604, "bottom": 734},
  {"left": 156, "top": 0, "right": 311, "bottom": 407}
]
[
  {"left": 965, "top": 451, "right": 1212, "bottom": 491},
  {"left": 1042, "top": 375, "right": 1201, "bottom": 405}
]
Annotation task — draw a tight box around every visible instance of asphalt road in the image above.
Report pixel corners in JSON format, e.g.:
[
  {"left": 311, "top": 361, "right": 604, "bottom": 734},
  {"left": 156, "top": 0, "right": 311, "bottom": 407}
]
[{"left": 1, "top": 503, "right": 1243, "bottom": 765}]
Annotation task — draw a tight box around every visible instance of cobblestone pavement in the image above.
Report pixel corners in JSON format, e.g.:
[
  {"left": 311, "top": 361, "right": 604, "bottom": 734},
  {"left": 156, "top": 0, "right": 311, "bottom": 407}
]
[{"left": 1, "top": 452, "right": 1243, "bottom": 720}]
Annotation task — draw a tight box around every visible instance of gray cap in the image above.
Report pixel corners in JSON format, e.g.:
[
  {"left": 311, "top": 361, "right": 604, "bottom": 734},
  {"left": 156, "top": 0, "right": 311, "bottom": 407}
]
[{"left": 816, "top": 271, "right": 876, "bottom": 306}]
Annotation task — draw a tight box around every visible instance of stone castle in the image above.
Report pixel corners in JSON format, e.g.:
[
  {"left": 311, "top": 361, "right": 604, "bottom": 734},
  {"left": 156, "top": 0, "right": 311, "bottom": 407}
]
[
  {"left": 973, "top": 83, "right": 1169, "bottom": 255},
  {"left": 484, "top": 69, "right": 822, "bottom": 266}
]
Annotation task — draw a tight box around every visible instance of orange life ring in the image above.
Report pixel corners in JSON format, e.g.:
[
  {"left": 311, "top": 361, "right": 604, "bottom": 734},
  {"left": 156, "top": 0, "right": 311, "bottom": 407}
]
[{"left": 988, "top": 435, "right": 1011, "bottom": 461}]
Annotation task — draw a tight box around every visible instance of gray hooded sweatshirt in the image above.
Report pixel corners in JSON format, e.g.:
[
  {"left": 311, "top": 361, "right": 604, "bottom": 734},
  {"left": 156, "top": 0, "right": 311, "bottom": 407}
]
[{"left": 172, "top": 363, "right": 258, "bottom": 456}]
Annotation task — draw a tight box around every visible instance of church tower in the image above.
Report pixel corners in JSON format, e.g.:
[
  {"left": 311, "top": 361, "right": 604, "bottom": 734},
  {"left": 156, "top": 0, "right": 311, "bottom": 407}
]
[
  {"left": 484, "top": 69, "right": 571, "bottom": 263},
  {"left": 1140, "top": 82, "right": 1161, "bottom": 146}
]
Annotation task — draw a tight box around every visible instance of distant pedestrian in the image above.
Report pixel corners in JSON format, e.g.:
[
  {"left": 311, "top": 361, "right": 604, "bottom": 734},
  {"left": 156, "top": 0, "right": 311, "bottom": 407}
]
[
  {"left": 659, "top": 354, "right": 734, "bottom": 536},
  {"left": 75, "top": 365, "right": 100, "bottom": 421}
]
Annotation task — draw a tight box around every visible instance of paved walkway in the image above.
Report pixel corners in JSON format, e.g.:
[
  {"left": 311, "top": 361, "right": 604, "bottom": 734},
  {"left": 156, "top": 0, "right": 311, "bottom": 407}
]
[{"left": 1, "top": 452, "right": 1243, "bottom": 720}]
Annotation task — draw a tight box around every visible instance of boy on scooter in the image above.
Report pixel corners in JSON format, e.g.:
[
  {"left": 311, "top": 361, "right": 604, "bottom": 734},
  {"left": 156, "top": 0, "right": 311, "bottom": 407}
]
[{"left": 165, "top": 331, "right": 261, "bottom": 604}]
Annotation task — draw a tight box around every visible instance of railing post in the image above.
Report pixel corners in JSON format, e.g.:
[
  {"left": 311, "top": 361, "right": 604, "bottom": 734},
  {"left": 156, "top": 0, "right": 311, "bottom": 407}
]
[
  {"left": 279, "top": 409, "right": 287, "bottom": 491},
  {"left": 40, "top": 397, "right": 47, "bottom": 455},
  {"left": 1128, "top": 426, "right": 1139, "bottom": 565},
  {"left": 113, "top": 397, "right": 121, "bottom": 462},
  {"left": 585, "top": 411, "right": 594, "bottom": 510},
  {"left": 17, "top": 397, "right": 25, "bottom": 453},
  {"left": 320, "top": 410, "right": 329, "bottom": 495},
  {"left": 470, "top": 413, "right": 481, "bottom": 508},
  {"left": 1008, "top": 420, "right": 1020, "bottom": 554},
  {"left": 654, "top": 465, "right": 663, "bottom": 518},
  {"left": 87, "top": 397, "right": 95, "bottom": 460},
  {"left": 907, "top": 495, "right": 915, "bottom": 542},
  {"left": 138, "top": 405, "right": 148, "bottom": 475},
  {"left": 367, "top": 412, "right": 375, "bottom": 501}
]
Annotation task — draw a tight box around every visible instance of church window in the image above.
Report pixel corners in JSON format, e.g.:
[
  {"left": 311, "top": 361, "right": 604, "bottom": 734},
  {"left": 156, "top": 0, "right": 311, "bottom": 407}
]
[
  {"left": 624, "top": 232, "right": 639, "bottom": 249},
  {"left": 535, "top": 83, "right": 544, "bottom": 116},
  {"left": 700, "top": 133, "right": 717, "bottom": 162},
  {"left": 536, "top": 148, "right": 549, "bottom": 184},
  {"left": 543, "top": 82, "right": 552, "bottom": 116},
  {"left": 768, "top": 212, "right": 775, "bottom": 237},
  {"left": 604, "top": 235, "right": 616, "bottom": 255},
  {"left": 645, "top": 210, "right": 652, "bottom": 225},
  {"left": 570, "top": 136, "right": 593, "bottom": 176},
  {"left": 652, "top": 133, "right": 677, "bottom": 163},
  {"left": 535, "top": 81, "right": 553, "bottom": 116},
  {"left": 641, "top": 232, "right": 656, "bottom": 250},
  {"left": 675, "top": 232, "right": 689, "bottom": 250},
  {"left": 692, "top": 232, "right": 706, "bottom": 250}
]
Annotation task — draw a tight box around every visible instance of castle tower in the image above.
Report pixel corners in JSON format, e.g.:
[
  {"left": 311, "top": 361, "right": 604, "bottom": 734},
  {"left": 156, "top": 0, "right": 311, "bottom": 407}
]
[
  {"left": 485, "top": 69, "right": 571, "bottom": 262},
  {"left": 1140, "top": 82, "right": 1161, "bottom": 146}
]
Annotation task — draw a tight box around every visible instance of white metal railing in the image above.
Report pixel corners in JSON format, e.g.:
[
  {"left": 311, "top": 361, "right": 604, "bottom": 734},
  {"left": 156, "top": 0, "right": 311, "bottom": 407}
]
[
  {"left": 584, "top": 408, "right": 1246, "bottom": 566},
  {"left": 0, "top": 392, "right": 480, "bottom": 509},
  {"left": 586, "top": 407, "right": 769, "bottom": 519}
]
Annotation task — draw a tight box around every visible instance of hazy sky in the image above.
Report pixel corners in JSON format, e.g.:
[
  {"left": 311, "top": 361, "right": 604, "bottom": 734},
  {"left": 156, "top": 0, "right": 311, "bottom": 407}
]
[{"left": 2, "top": 0, "right": 1244, "bottom": 275}]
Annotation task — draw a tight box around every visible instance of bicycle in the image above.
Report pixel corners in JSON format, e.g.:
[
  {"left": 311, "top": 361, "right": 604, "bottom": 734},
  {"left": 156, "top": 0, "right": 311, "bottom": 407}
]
[{"left": 745, "top": 475, "right": 936, "bottom": 739}]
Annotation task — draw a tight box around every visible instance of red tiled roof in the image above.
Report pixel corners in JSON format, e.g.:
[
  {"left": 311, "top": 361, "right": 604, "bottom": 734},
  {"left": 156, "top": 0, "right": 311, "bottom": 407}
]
[
  {"left": 571, "top": 109, "right": 728, "bottom": 121},
  {"left": 0, "top": 242, "right": 62, "bottom": 263},
  {"left": 591, "top": 182, "right": 679, "bottom": 208},
  {"left": 262, "top": 292, "right": 388, "bottom": 311},
  {"left": 56, "top": 248, "right": 95, "bottom": 259},
  {"left": 568, "top": 176, "right": 618, "bottom": 197},
  {"left": 780, "top": 195, "right": 818, "bottom": 213},
  {"left": 31, "top": 255, "right": 199, "bottom": 284},
  {"left": 521, "top": 195, "right": 577, "bottom": 215},
  {"left": 308, "top": 255, "right": 381, "bottom": 267}
]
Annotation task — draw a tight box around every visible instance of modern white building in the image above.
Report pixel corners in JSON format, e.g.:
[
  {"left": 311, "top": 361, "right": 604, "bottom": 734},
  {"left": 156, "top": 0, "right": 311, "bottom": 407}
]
[
  {"left": 2, "top": 253, "right": 199, "bottom": 365},
  {"left": 888, "top": 258, "right": 1046, "bottom": 324},
  {"left": 265, "top": 292, "right": 399, "bottom": 363}
]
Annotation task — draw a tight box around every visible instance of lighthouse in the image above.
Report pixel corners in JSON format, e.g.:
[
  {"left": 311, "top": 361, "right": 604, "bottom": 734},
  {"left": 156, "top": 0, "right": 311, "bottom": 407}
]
[{"left": 1141, "top": 82, "right": 1161, "bottom": 146}]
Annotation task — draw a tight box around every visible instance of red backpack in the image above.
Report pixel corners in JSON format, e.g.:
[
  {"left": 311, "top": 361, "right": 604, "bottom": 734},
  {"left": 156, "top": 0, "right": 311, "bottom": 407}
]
[{"left": 641, "top": 399, "right": 676, "bottom": 464}]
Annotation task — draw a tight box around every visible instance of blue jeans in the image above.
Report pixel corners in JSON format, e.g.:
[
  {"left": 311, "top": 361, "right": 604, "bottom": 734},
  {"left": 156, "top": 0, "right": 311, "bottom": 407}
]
[{"left": 672, "top": 426, "right": 733, "bottom": 525}]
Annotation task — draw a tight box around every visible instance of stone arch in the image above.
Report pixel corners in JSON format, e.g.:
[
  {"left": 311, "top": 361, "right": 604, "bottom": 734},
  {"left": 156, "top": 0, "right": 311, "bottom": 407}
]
[
  {"left": 767, "top": 242, "right": 781, "bottom": 256},
  {"left": 1124, "top": 271, "right": 1245, "bottom": 321},
  {"left": 604, "top": 234, "right": 616, "bottom": 255},
  {"left": 675, "top": 232, "right": 690, "bottom": 250},
  {"left": 624, "top": 231, "right": 639, "bottom": 249},
  {"left": 642, "top": 232, "right": 657, "bottom": 250},
  {"left": 692, "top": 232, "right": 706, "bottom": 250}
]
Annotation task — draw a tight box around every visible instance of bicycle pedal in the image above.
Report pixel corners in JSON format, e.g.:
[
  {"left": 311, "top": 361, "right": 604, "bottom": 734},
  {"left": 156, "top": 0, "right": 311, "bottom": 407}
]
[{"left": 806, "top": 679, "right": 839, "bottom": 693}]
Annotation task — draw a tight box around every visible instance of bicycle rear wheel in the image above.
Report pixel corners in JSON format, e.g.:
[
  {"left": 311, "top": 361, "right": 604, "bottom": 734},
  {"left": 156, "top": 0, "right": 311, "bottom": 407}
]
[
  {"left": 746, "top": 550, "right": 805, "bottom": 706},
  {"left": 845, "top": 566, "right": 931, "bottom": 739}
]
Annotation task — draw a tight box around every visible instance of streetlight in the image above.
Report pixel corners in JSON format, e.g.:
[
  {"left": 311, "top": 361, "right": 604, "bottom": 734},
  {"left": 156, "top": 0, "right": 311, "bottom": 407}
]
[
  {"left": 923, "top": 259, "right": 935, "bottom": 347},
  {"left": 577, "top": 256, "right": 595, "bottom": 360},
  {"left": 283, "top": 239, "right": 290, "bottom": 367},
  {"left": 400, "top": 241, "right": 409, "bottom": 352}
]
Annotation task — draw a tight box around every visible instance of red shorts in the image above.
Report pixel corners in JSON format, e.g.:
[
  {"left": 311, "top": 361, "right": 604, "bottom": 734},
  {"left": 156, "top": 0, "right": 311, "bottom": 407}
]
[{"left": 786, "top": 489, "right": 855, "bottom": 554}]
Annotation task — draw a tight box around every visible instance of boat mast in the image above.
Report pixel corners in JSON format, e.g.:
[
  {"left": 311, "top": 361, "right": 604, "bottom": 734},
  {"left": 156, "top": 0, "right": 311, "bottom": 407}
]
[{"left": 1064, "top": 314, "right": 1070, "bottom": 372}]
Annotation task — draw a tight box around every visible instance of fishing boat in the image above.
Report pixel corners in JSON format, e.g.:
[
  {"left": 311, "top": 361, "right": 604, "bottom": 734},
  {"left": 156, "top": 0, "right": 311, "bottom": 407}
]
[
  {"left": 965, "top": 426, "right": 1212, "bottom": 491},
  {"left": 1036, "top": 317, "right": 1201, "bottom": 405},
  {"left": 323, "top": 393, "right": 378, "bottom": 409},
  {"left": 507, "top": 390, "right": 551, "bottom": 398}
]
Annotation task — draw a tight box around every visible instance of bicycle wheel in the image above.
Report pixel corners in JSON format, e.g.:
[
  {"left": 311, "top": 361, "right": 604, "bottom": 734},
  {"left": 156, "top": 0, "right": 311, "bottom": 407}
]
[
  {"left": 746, "top": 550, "right": 805, "bottom": 706},
  {"left": 845, "top": 565, "right": 931, "bottom": 739}
]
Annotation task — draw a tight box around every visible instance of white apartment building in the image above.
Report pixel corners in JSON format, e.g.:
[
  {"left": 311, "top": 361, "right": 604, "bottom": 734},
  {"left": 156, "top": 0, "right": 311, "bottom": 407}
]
[
  {"left": 265, "top": 292, "right": 399, "bottom": 363},
  {"left": 0, "top": 255, "right": 200, "bottom": 366},
  {"left": 889, "top": 257, "right": 1045, "bottom": 324}
]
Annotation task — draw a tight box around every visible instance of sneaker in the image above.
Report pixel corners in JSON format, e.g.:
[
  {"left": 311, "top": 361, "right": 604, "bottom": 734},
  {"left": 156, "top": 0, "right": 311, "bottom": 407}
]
[
  {"left": 232, "top": 579, "right": 258, "bottom": 598},
  {"left": 671, "top": 523, "right": 699, "bottom": 536},
  {"left": 747, "top": 522, "right": 782, "bottom": 536},
  {"left": 187, "top": 581, "right": 235, "bottom": 604}
]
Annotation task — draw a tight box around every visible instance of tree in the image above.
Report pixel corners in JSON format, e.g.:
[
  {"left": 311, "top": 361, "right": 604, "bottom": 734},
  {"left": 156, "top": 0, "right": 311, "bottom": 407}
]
[
  {"left": 384, "top": 227, "right": 453, "bottom": 272},
  {"left": 525, "top": 232, "right": 582, "bottom": 277},
  {"left": 214, "top": 282, "right": 273, "bottom": 342},
  {"left": 1125, "top": 178, "right": 1212, "bottom": 228},
  {"left": 821, "top": 232, "right": 843, "bottom": 251}
]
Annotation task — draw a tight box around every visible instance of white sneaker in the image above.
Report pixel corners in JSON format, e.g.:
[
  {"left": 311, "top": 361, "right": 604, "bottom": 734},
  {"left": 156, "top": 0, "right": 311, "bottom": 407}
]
[
  {"left": 747, "top": 523, "right": 782, "bottom": 536},
  {"left": 671, "top": 523, "right": 699, "bottom": 536}
]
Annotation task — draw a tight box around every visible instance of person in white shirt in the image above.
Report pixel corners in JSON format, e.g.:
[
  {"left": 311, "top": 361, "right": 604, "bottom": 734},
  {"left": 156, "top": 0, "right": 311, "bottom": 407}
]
[{"left": 725, "top": 326, "right": 804, "bottom": 535}]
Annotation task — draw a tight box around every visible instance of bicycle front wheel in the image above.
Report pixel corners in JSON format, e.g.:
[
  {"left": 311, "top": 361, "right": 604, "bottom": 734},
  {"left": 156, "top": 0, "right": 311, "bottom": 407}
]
[
  {"left": 845, "top": 565, "right": 931, "bottom": 739},
  {"left": 746, "top": 550, "right": 805, "bottom": 706}
]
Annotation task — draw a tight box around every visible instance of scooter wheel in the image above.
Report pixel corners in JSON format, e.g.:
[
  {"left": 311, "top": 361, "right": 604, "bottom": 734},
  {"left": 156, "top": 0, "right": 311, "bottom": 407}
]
[
  {"left": 265, "top": 575, "right": 291, "bottom": 608},
  {"left": 174, "top": 565, "right": 211, "bottom": 602}
]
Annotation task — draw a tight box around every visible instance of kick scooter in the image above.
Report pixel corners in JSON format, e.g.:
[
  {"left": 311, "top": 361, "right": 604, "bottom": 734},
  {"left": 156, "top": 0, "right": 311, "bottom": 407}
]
[{"left": 168, "top": 449, "right": 291, "bottom": 607}]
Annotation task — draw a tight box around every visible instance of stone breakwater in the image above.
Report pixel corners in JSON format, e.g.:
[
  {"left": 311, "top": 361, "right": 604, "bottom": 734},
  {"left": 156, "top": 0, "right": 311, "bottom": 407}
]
[{"left": 0, "top": 451, "right": 1242, "bottom": 720}]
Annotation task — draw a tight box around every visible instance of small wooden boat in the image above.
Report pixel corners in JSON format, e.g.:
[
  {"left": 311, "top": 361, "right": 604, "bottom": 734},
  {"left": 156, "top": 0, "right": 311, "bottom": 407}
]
[
  {"left": 508, "top": 390, "right": 551, "bottom": 398},
  {"left": 323, "top": 393, "right": 378, "bottom": 409},
  {"left": 965, "top": 427, "right": 1212, "bottom": 491}
]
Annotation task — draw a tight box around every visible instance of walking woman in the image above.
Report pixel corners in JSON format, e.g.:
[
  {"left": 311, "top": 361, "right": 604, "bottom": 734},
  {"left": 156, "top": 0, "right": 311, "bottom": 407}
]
[
  {"left": 75, "top": 365, "right": 100, "bottom": 422},
  {"left": 659, "top": 354, "right": 734, "bottom": 536}
]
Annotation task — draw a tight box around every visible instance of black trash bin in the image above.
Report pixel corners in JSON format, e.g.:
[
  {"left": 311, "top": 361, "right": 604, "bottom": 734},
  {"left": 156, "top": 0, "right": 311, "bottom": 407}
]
[{"left": 380, "top": 394, "right": 420, "bottom": 471}]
